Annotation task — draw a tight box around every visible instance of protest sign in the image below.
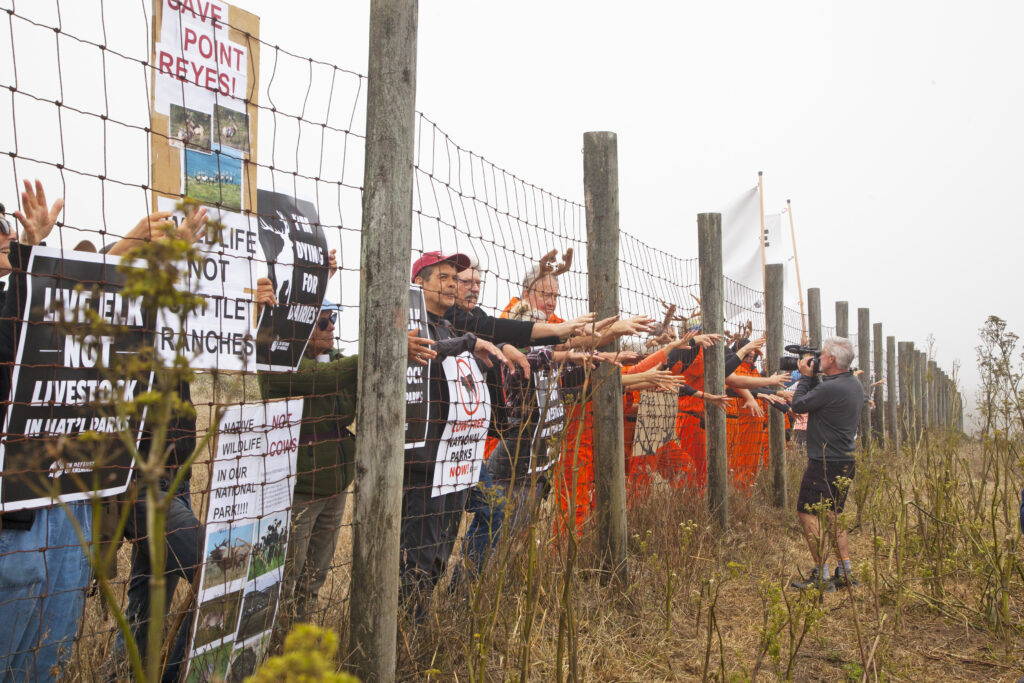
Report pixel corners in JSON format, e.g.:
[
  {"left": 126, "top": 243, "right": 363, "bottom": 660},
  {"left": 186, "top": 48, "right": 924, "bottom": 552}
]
[
  {"left": 150, "top": 0, "right": 260, "bottom": 213},
  {"left": 253, "top": 190, "right": 331, "bottom": 371},
  {"left": 0, "top": 248, "right": 152, "bottom": 512},
  {"left": 405, "top": 285, "right": 429, "bottom": 449},
  {"left": 431, "top": 354, "right": 490, "bottom": 497},
  {"left": 155, "top": 192, "right": 328, "bottom": 373},
  {"left": 528, "top": 369, "right": 565, "bottom": 475},
  {"left": 184, "top": 398, "right": 301, "bottom": 683}
]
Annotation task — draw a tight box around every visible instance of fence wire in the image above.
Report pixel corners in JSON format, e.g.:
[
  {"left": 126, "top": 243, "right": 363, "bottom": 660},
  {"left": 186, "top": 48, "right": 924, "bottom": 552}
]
[{"left": 0, "top": 2, "right": 941, "bottom": 681}]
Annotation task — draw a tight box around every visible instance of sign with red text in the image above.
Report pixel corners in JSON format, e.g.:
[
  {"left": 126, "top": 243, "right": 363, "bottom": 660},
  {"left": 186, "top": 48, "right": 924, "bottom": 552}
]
[
  {"left": 150, "top": 0, "right": 259, "bottom": 213},
  {"left": 185, "top": 398, "right": 301, "bottom": 682},
  {"left": 431, "top": 353, "right": 490, "bottom": 497}
]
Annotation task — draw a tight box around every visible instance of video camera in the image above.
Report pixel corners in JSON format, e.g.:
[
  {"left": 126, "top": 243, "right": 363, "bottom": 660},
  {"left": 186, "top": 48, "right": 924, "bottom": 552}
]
[{"left": 779, "top": 344, "right": 820, "bottom": 375}]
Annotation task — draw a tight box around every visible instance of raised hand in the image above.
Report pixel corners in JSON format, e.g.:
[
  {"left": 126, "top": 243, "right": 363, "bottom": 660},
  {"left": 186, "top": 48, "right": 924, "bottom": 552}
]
[{"left": 12, "top": 179, "right": 64, "bottom": 246}]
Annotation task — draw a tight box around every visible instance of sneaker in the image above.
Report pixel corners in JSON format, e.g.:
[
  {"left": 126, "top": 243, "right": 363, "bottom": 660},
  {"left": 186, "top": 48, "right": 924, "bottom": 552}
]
[
  {"left": 791, "top": 568, "right": 836, "bottom": 592},
  {"left": 831, "top": 567, "right": 861, "bottom": 589}
]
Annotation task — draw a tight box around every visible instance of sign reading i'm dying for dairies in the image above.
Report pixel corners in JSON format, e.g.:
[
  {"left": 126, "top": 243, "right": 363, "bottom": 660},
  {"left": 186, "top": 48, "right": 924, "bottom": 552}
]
[{"left": 0, "top": 248, "right": 153, "bottom": 512}]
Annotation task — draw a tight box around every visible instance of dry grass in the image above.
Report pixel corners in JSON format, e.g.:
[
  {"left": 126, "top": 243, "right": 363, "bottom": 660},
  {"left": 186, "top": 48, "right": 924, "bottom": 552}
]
[{"left": 60, "top": 375, "right": 1023, "bottom": 681}]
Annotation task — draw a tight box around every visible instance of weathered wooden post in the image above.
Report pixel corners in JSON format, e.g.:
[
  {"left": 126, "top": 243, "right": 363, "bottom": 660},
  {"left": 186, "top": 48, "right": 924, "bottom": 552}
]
[
  {"left": 584, "top": 131, "right": 628, "bottom": 585},
  {"left": 351, "top": 0, "right": 419, "bottom": 678},
  {"left": 921, "top": 352, "right": 929, "bottom": 438},
  {"left": 886, "top": 336, "right": 897, "bottom": 450},
  {"left": 807, "top": 287, "right": 821, "bottom": 348},
  {"left": 857, "top": 308, "right": 871, "bottom": 450},
  {"left": 835, "top": 301, "right": 849, "bottom": 338},
  {"left": 927, "top": 360, "right": 937, "bottom": 429},
  {"left": 898, "top": 341, "right": 913, "bottom": 443},
  {"left": 872, "top": 322, "right": 884, "bottom": 443},
  {"left": 698, "top": 213, "right": 728, "bottom": 529},
  {"left": 766, "top": 263, "right": 787, "bottom": 508}
]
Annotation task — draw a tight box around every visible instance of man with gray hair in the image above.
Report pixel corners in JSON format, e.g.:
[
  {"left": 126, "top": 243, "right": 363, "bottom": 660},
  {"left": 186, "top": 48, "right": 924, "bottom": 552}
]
[{"left": 788, "top": 337, "right": 865, "bottom": 592}]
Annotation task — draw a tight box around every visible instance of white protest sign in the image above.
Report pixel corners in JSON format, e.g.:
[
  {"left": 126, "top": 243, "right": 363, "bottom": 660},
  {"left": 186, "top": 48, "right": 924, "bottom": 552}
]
[
  {"left": 154, "top": 0, "right": 248, "bottom": 115},
  {"left": 431, "top": 353, "right": 490, "bottom": 497},
  {"left": 156, "top": 197, "right": 260, "bottom": 372},
  {"left": 184, "top": 398, "right": 301, "bottom": 682}
]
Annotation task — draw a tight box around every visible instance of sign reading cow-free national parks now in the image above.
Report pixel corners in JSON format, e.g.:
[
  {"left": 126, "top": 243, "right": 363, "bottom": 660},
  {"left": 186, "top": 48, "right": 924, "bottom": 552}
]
[{"left": 184, "top": 398, "right": 301, "bottom": 683}]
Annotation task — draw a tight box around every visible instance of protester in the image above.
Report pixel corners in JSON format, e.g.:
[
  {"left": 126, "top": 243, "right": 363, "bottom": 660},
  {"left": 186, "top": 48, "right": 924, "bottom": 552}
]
[
  {"left": 255, "top": 251, "right": 363, "bottom": 635},
  {"left": 400, "top": 252, "right": 513, "bottom": 615},
  {"left": 788, "top": 337, "right": 865, "bottom": 592},
  {"left": 0, "top": 181, "right": 93, "bottom": 683}
]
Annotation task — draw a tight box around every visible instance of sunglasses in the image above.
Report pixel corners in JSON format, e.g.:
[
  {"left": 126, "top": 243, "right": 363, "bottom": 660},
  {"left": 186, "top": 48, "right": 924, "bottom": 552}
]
[{"left": 317, "top": 311, "right": 338, "bottom": 331}]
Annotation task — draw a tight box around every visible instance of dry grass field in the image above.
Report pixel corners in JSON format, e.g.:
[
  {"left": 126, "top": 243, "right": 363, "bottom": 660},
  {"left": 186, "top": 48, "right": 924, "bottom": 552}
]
[{"left": 62, "top": 374, "right": 1022, "bottom": 681}]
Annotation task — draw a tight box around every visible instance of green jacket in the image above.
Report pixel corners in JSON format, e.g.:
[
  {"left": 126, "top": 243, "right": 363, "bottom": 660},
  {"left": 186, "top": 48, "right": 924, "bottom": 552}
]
[{"left": 259, "top": 349, "right": 358, "bottom": 498}]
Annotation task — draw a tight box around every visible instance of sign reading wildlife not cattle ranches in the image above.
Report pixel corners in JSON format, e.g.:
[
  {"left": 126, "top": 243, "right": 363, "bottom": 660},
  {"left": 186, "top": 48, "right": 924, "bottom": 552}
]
[{"left": 184, "top": 398, "right": 301, "bottom": 683}]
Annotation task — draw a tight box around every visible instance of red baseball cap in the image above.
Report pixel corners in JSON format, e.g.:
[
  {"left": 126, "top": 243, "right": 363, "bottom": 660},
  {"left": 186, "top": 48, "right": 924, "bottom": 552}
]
[{"left": 410, "top": 250, "right": 471, "bottom": 283}]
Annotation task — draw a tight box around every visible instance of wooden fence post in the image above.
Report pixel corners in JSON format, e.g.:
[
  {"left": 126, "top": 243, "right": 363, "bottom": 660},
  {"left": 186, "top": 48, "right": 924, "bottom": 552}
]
[
  {"left": 835, "top": 301, "right": 849, "bottom": 338},
  {"left": 898, "top": 342, "right": 912, "bottom": 443},
  {"left": 766, "top": 263, "right": 786, "bottom": 508},
  {"left": 921, "top": 352, "right": 929, "bottom": 438},
  {"left": 886, "top": 336, "right": 897, "bottom": 450},
  {"left": 584, "top": 131, "right": 628, "bottom": 585},
  {"left": 351, "top": 0, "right": 419, "bottom": 678},
  {"left": 857, "top": 308, "right": 871, "bottom": 450},
  {"left": 872, "top": 322, "right": 884, "bottom": 443},
  {"left": 927, "top": 360, "right": 937, "bottom": 429},
  {"left": 807, "top": 287, "right": 821, "bottom": 348},
  {"left": 698, "top": 213, "right": 728, "bottom": 529}
]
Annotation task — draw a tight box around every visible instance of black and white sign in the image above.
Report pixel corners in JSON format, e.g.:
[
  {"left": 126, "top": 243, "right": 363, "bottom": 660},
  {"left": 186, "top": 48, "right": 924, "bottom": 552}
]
[
  {"left": 254, "top": 190, "right": 330, "bottom": 372},
  {"left": 0, "top": 248, "right": 153, "bottom": 511},
  {"left": 405, "top": 285, "right": 430, "bottom": 449},
  {"left": 156, "top": 197, "right": 259, "bottom": 372},
  {"left": 431, "top": 353, "right": 490, "bottom": 497},
  {"left": 529, "top": 369, "right": 564, "bottom": 475}
]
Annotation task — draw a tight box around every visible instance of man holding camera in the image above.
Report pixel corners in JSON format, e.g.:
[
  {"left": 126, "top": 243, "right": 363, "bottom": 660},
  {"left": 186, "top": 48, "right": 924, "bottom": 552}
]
[{"left": 788, "top": 337, "right": 865, "bottom": 592}]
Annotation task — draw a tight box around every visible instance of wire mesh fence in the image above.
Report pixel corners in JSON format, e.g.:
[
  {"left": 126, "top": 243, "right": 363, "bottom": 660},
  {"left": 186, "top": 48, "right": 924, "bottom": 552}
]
[{"left": 0, "top": 1, "right": 962, "bottom": 681}]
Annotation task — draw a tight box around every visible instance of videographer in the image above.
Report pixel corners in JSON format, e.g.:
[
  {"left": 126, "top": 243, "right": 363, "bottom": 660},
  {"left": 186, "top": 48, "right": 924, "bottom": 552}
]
[{"left": 788, "top": 337, "right": 865, "bottom": 592}]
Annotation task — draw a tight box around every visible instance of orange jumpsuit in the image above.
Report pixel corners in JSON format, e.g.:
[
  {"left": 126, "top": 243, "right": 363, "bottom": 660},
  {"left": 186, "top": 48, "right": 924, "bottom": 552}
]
[
  {"left": 556, "top": 352, "right": 666, "bottom": 533},
  {"left": 725, "top": 360, "right": 768, "bottom": 487}
]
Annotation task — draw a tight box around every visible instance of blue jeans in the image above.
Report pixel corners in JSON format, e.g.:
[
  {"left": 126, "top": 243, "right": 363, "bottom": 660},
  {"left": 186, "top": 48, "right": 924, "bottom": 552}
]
[
  {"left": 460, "top": 467, "right": 507, "bottom": 577},
  {"left": 117, "top": 481, "right": 201, "bottom": 683},
  {"left": 0, "top": 502, "right": 92, "bottom": 682}
]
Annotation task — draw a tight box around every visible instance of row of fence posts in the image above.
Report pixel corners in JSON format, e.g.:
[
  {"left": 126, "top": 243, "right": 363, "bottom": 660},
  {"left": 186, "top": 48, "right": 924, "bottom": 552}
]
[{"left": 345, "top": 2, "right": 964, "bottom": 678}]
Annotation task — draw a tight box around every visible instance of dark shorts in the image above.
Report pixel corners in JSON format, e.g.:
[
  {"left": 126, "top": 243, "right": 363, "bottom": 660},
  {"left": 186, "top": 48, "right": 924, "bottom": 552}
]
[{"left": 796, "top": 459, "right": 855, "bottom": 515}]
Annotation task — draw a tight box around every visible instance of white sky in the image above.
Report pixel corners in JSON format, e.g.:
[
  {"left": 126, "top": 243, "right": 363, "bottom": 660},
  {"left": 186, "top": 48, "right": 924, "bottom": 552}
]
[{"left": 5, "top": 0, "right": 1023, "bottom": 427}]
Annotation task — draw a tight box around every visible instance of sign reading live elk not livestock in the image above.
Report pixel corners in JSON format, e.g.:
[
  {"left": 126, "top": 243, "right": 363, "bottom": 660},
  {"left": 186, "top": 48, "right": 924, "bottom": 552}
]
[
  {"left": 0, "top": 248, "right": 152, "bottom": 512},
  {"left": 150, "top": 0, "right": 260, "bottom": 214},
  {"left": 155, "top": 192, "right": 329, "bottom": 373},
  {"left": 184, "top": 398, "right": 301, "bottom": 682},
  {"left": 405, "top": 285, "right": 430, "bottom": 449}
]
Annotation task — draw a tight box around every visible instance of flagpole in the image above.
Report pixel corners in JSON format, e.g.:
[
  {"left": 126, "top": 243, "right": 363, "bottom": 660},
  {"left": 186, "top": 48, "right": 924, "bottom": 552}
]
[
  {"left": 757, "top": 171, "right": 767, "bottom": 299},
  {"left": 786, "top": 198, "right": 807, "bottom": 340}
]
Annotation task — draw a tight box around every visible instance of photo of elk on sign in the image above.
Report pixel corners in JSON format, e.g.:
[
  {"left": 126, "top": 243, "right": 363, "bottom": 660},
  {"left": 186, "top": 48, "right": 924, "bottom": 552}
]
[{"left": 202, "top": 523, "right": 255, "bottom": 590}]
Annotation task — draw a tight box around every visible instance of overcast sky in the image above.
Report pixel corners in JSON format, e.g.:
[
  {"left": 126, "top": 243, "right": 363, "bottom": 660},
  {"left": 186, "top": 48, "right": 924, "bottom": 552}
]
[{"left": 7, "top": 1, "right": 1023, "bottom": 428}]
